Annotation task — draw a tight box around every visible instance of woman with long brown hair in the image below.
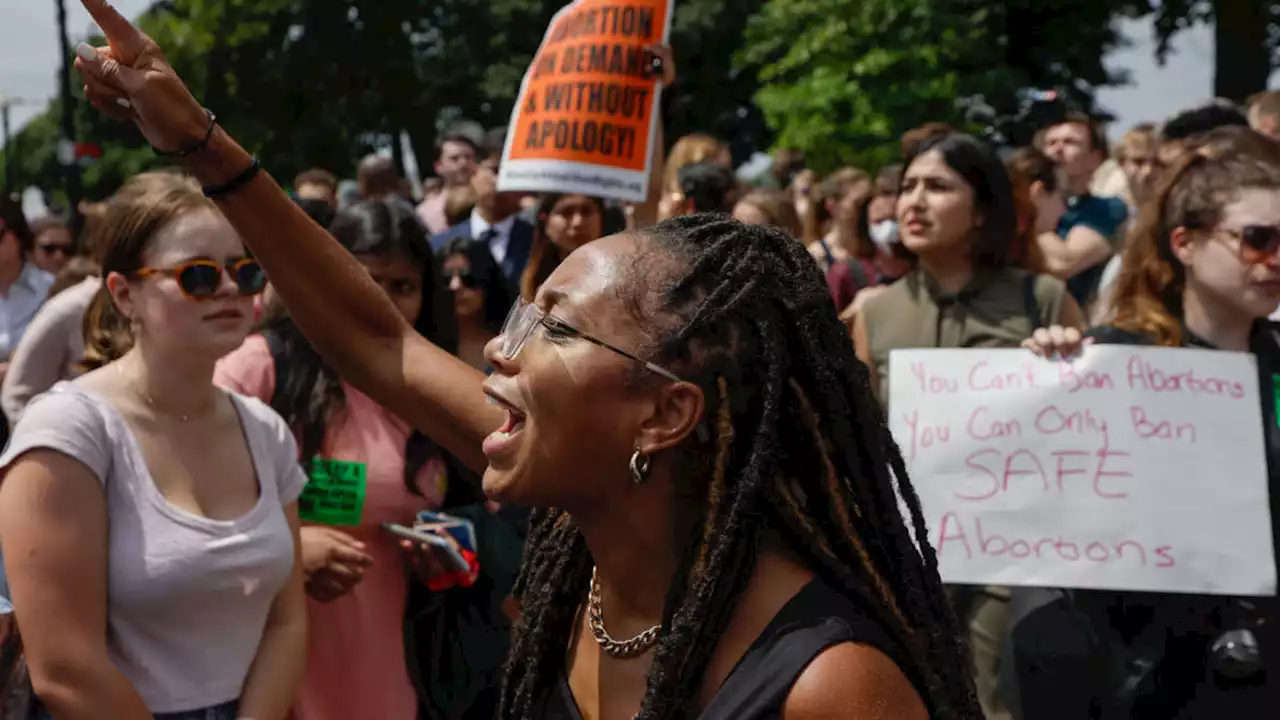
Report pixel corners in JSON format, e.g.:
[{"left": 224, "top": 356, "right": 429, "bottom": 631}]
[
  {"left": 807, "top": 168, "right": 872, "bottom": 272},
  {"left": 1004, "top": 146, "right": 1062, "bottom": 275},
  {"left": 1023, "top": 131, "right": 1280, "bottom": 718},
  {"left": 519, "top": 194, "right": 606, "bottom": 301}
]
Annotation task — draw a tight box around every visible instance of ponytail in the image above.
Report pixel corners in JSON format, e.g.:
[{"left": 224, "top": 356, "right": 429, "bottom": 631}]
[{"left": 77, "top": 284, "right": 133, "bottom": 373}]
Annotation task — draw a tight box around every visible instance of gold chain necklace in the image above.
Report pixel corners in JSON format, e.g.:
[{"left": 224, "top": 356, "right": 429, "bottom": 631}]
[
  {"left": 587, "top": 566, "right": 661, "bottom": 659},
  {"left": 115, "top": 363, "right": 213, "bottom": 423}
]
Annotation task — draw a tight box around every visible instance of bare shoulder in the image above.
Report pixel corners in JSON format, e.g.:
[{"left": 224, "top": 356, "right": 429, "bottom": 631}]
[
  {"left": 70, "top": 363, "right": 126, "bottom": 399},
  {"left": 781, "top": 641, "right": 927, "bottom": 720}
]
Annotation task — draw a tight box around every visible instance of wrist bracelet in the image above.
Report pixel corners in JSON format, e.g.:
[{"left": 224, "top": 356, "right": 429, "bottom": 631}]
[
  {"left": 203, "top": 157, "right": 262, "bottom": 199},
  {"left": 154, "top": 109, "right": 217, "bottom": 158}
]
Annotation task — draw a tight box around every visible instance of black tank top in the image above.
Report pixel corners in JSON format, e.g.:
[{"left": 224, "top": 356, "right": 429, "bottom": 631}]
[{"left": 538, "top": 578, "right": 919, "bottom": 719}]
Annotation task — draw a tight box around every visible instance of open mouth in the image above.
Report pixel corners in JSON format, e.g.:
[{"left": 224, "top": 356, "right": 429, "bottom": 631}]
[
  {"left": 483, "top": 390, "right": 527, "bottom": 457},
  {"left": 490, "top": 396, "right": 527, "bottom": 436}
]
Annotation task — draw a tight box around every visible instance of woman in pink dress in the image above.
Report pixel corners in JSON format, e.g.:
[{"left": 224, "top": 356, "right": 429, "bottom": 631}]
[{"left": 216, "top": 198, "right": 461, "bottom": 720}]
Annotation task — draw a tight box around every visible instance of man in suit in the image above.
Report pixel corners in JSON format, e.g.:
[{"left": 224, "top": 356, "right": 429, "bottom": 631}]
[{"left": 430, "top": 146, "right": 533, "bottom": 295}]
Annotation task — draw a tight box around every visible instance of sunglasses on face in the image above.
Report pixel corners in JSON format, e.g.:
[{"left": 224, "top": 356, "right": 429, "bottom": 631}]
[
  {"left": 134, "top": 258, "right": 267, "bottom": 300},
  {"left": 1223, "top": 225, "right": 1280, "bottom": 265},
  {"left": 38, "top": 243, "right": 73, "bottom": 256},
  {"left": 444, "top": 269, "right": 479, "bottom": 289}
]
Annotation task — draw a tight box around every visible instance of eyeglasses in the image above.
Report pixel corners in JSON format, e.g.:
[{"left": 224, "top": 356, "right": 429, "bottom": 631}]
[
  {"left": 498, "top": 297, "right": 680, "bottom": 381},
  {"left": 38, "top": 243, "right": 73, "bottom": 256},
  {"left": 444, "top": 269, "right": 479, "bottom": 289},
  {"left": 134, "top": 258, "right": 267, "bottom": 300},
  {"left": 1221, "top": 225, "right": 1280, "bottom": 265}
]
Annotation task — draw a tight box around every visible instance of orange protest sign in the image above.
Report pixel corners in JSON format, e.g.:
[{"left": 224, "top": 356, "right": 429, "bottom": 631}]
[{"left": 498, "top": 0, "right": 673, "bottom": 202}]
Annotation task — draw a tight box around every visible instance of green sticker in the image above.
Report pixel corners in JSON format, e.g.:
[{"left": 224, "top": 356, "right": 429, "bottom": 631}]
[{"left": 298, "top": 458, "right": 367, "bottom": 526}]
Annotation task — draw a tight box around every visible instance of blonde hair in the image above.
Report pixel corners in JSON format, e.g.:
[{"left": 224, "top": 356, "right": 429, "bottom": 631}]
[
  {"left": 1116, "top": 124, "right": 1158, "bottom": 162},
  {"left": 79, "top": 172, "right": 216, "bottom": 371},
  {"left": 663, "top": 133, "right": 726, "bottom": 194}
]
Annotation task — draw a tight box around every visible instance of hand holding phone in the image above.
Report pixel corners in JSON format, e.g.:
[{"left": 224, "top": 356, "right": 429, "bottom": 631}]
[
  {"left": 416, "top": 510, "right": 477, "bottom": 553},
  {"left": 381, "top": 522, "right": 471, "bottom": 574}
]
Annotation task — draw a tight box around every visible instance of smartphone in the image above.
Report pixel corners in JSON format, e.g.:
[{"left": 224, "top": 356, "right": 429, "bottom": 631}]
[
  {"left": 380, "top": 522, "right": 471, "bottom": 573},
  {"left": 416, "top": 510, "right": 477, "bottom": 553}
]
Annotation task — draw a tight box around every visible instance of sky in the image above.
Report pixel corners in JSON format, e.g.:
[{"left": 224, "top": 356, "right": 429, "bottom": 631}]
[{"left": 0, "top": 4, "right": 1256, "bottom": 150}]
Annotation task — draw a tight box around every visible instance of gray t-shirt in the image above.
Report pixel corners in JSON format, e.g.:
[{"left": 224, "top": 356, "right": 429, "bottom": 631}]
[{"left": 0, "top": 384, "right": 306, "bottom": 713}]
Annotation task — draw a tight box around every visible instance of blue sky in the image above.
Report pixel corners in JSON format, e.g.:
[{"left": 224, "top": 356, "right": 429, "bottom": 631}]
[{"left": 0, "top": 5, "right": 1246, "bottom": 149}]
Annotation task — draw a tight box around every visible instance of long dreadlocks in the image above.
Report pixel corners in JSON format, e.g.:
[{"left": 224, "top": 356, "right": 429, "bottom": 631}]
[{"left": 498, "top": 214, "right": 980, "bottom": 719}]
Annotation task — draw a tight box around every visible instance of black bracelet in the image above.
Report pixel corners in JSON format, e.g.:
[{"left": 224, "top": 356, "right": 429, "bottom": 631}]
[
  {"left": 153, "top": 108, "right": 217, "bottom": 158},
  {"left": 203, "top": 157, "right": 262, "bottom": 199}
]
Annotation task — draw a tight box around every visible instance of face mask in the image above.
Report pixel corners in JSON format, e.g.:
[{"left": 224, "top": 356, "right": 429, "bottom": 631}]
[{"left": 869, "top": 219, "right": 899, "bottom": 250}]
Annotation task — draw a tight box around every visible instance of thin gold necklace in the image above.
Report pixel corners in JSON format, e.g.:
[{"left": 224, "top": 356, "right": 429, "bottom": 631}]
[{"left": 115, "top": 363, "right": 214, "bottom": 423}]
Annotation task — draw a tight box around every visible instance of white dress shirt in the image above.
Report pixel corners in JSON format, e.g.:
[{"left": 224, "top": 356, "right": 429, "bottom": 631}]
[
  {"left": 469, "top": 212, "right": 518, "bottom": 266},
  {"left": 0, "top": 262, "right": 55, "bottom": 359}
]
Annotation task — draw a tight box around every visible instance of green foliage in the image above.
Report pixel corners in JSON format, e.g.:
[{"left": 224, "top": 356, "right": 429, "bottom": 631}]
[
  {"left": 3, "top": 0, "right": 776, "bottom": 201},
  {"left": 7, "top": 0, "right": 773, "bottom": 198},
  {"left": 740, "top": 0, "right": 1138, "bottom": 173}
]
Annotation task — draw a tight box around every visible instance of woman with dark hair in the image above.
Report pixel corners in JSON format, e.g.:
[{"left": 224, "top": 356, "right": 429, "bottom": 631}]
[
  {"left": 520, "top": 193, "right": 606, "bottom": 301},
  {"left": 856, "top": 133, "right": 1084, "bottom": 400},
  {"left": 74, "top": 10, "right": 981, "bottom": 718},
  {"left": 214, "top": 198, "right": 461, "bottom": 720},
  {"left": 1005, "top": 146, "right": 1063, "bottom": 274},
  {"left": 442, "top": 235, "right": 512, "bottom": 371},
  {"left": 854, "top": 132, "right": 1083, "bottom": 719}
]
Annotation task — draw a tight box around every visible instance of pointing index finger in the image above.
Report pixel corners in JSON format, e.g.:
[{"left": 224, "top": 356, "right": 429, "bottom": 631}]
[{"left": 81, "top": 0, "right": 147, "bottom": 62}]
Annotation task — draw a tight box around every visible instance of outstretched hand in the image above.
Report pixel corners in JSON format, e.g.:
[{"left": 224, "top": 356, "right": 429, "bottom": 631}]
[{"left": 74, "top": 0, "right": 210, "bottom": 152}]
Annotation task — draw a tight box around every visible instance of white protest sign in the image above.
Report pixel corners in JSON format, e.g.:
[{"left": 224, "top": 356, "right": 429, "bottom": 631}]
[
  {"left": 888, "top": 346, "right": 1276, "bottom": 596},
  {"left": 498, "top": 0, "right": 673, "bottom": 202}
]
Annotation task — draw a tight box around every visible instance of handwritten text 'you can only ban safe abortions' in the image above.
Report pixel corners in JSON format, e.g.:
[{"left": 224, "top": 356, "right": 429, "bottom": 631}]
[{"left": 896, "top": 351, "right": 1252, "bottom": 574}]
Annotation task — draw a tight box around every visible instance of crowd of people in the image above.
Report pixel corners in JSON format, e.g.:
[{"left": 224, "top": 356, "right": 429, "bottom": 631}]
[{"left": 0, "top": 0, "right": 1278, "bottom": 718}]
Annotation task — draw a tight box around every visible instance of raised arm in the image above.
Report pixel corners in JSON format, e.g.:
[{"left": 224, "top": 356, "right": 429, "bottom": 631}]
[{"left": 73, "top": 0, "right": 497, "bottom": 470}]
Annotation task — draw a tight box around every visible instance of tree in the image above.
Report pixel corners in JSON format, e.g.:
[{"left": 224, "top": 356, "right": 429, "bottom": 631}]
[
  {"left": 4, "top": 0, "right": 774, "bottom": 198},
  {"left": 1134, "top": 0, "right": 1274, "bottom": 103},
  {"left": 664, "top": 0, "right": 770, "bottom": 162},
  {"left": 739, "top": 0, "right": 1139, "bottom": 172}
]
